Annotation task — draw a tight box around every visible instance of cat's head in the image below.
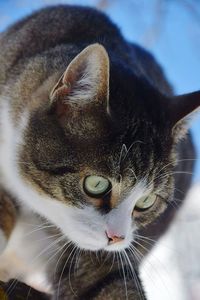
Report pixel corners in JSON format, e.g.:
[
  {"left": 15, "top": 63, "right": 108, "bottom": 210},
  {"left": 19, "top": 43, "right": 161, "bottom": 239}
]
[{"left": 18, "top": 44, "right": 200, "bottom": 253}]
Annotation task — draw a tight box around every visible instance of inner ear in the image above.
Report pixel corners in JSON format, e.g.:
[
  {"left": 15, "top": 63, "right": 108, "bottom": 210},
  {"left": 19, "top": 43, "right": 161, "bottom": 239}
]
[
  {"left": 50, "top": 43, "right": 110, "bottom": 115},
  {"left": 169, "top": 91, "right": 200, "bottom": 141}
]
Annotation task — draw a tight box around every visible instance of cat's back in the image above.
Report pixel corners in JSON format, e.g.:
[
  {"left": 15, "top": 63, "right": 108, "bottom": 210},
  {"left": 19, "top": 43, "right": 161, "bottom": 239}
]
[
  {"left": 1, "top": 5, "right": 121, "bottom": 45},
  {"left": 0, "top": 5, "right": 171, "bottom": 96},
  {"left": 0, "top": 6, "right": 123, "bottom": 84}
]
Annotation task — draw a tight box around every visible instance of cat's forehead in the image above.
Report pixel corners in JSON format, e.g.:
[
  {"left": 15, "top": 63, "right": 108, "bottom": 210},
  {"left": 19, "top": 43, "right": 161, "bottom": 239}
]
[
  {"left": 27, "top": 110, "right": 171, "bottom": 170},
  {"left": 65, "top": 134, "right": 170, "bottom": 180}
]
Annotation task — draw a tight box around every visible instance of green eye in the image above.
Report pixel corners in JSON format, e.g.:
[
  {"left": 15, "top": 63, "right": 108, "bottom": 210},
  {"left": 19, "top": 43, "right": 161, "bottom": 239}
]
[
  {"left": 83, "top": 175, "right": 111, "bottom": 197},
  {"left": 135, "top": 194, "right": 157, "bottom": 211}
]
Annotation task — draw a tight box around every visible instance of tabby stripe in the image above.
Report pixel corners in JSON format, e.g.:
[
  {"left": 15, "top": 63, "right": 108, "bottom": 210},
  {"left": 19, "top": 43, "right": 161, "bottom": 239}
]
[{"left": 31, "top": 176, "right": 54, "bottom": 198}]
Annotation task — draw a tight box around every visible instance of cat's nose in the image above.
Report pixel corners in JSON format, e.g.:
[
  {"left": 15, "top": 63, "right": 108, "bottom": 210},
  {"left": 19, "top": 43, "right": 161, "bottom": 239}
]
[{"left": 106, "top": 231, "right": 125, "bottom": 245}]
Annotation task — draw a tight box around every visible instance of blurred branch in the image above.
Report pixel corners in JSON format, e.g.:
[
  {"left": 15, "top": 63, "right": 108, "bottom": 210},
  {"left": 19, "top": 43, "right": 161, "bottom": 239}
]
[
  {"left": 142, "top": 0, "right": 166, "bottom": 47},
  {"left": 177, "top": 0, "right": 200, "bottom": 23},
  {"left": 97, "top": 0, "right": 110, "bottom": 10}
]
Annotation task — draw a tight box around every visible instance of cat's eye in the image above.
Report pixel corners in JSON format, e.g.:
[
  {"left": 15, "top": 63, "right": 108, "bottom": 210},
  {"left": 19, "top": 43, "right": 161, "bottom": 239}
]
[
  {"left": 135, "top": 194, "right": 157, "bottom": 211},
  {"left": 83, "top": 175, "right": 111, "bottom": 197}
]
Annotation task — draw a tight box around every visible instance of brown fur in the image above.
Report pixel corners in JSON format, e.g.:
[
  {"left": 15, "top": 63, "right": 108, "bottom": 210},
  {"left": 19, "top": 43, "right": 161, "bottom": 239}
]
[
  {"left": 0, "top": 5, "right": 199, "bottom": 300},
  {"left": 0, "top": 191, "right": 16, "bottom": 239}
]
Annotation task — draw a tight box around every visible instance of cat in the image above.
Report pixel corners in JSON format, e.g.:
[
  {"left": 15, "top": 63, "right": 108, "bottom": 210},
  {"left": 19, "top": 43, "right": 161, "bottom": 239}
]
[{"left": 0, "top": 4, "right": 199, "bottom": 299}]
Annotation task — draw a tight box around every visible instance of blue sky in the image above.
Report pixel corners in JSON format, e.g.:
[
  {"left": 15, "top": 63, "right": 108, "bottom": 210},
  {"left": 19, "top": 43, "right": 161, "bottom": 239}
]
[{"left": 0, "top": 0, "right": 200, "bottom": 180}]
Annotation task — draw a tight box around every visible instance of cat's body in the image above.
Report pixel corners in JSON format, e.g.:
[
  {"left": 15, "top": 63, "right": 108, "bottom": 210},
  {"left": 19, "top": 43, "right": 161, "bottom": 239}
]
[{"left": 0, "top": 5, "right": 199, "bottom": 299}]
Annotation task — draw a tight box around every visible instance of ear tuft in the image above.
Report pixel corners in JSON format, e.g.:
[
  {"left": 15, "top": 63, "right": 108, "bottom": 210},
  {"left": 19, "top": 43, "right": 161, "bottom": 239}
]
[
  {"left": 49, "top": 44, "right": 111, "bottom": 137},
  {"left": 50, "top": 43, "right": 110, "bottom": 110}
]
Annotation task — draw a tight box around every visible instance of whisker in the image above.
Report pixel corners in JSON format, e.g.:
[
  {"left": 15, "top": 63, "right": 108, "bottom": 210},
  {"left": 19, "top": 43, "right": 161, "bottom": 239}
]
[
  {"left": 123, "top": 249, "right": 145, "bottom": 300},
  {"left": 134, "top": 237, "right": 156, "bottom": 248},
  {"left": 134, "top": 232, "right": 184, "bottom": 254},
  {"left": 68, "top": 246, "right": 78, "bottom": 297},
  {"left": 129, "top": 245, "right": 160, "bottom": 296},
  {"left": 118, "top": 144, "right": 128, "bottom": 167},
  {"left": 29, "top": 235, "right": 66, "bottom": 266},
  {"left": 6, "top": 279, "right": 19, "bottom": 297},
  {"left": 154, "top": 171, "right": 193, "bottom": 184},
  {"left": 104, "top": 181, "right": 119, "bottom": 197},
  {"left": 42, "top": 240, "right": 71, "bottom": 277},
  {"left": 134, "top": 234, "right": 157, "bottom": 243},
  {"left": 122, "top": 140, "right": 145, "bottom": 162},
  {"left": 152, "top": 157, "right": 197, "bottom": 179},
  {"left": 54, "top": 241, "right": 73, "bottom": 280},
  {"left": 24, "top": 224, "right": 57, "bottom": 238},
  {"left": 98, "top": 251, "right": 111, "bottom": 271},
  {"left": 32, "top": 232, "right": 62, "bottom": 243},
  {"left": 118, "top": 252, "right": 128, "bottom": 300},
  {"left": 74, "top": 248, "right": 82, "bottom": 276},
  {"left": 129, "top": 245, "right": 142, "bottom": 263},
  {"left": 56, "top": 244, "right": 77, "bottom": 300},
  {"left": 20, "top": 220, "right": 51, "bottom": 227},
  {"left": 6, "top": 236, "right": 67, "bottom": 297},
  {"left": 132, "top": 240, "right": 177, "bottom": 297},
  {"left": 130, "top": 244, "right": 165, "bottom": 294},
  {"left": 26, "top": 286, "right": 32, "bottom": 300},
  {"left": 118, "top": 174, "right": 123, "bottom": 196},
  {"left": 108, "top": 252, "right": 116, "bottom": 274},
  {"left": 124, "top": 167, "right": 138, "bottom": 181}
]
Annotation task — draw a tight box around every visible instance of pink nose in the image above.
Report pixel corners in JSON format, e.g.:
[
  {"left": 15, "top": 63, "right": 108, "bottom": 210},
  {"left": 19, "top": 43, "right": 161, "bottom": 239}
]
[{"left": 106, "top": 231, "right": 125, "bottom": 245}]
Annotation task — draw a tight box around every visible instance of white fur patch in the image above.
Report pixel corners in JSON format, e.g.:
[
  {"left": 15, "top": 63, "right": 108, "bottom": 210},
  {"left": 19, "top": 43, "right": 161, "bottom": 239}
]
[
  {"left": 105, "top": 181, "right": 148, "bottom": 251},
  {"left": 0, "top": 230, "right": 7, "bottom": 254},
  {"left": 0, "top": 212, "right": 58, "bottom": 293},
  {"left": 140, "top": 184, "right": 200, "bottom": 300},
  {"left": 140, "top": 234, "right": 188, "bottom": 300},
  {"left": 67, "top": 61, "right": 99, "bottom": 103}
]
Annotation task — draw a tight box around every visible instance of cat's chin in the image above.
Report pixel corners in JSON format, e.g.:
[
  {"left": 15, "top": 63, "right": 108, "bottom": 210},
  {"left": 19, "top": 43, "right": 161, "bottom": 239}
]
[
  {"left": 77, "top": 241, "right": 132, "bottom": 252},
  {"left": 105, "top": 240, "right": 132, "bottom": 252},
  {"left": 75, "top": 242, "right": 131, "bottom": 252}
]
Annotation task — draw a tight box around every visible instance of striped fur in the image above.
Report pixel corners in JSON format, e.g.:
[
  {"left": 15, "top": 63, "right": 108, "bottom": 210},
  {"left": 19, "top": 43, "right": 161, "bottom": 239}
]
[{"left": 0, "top": 5, "right": 198, "bottom": 300}]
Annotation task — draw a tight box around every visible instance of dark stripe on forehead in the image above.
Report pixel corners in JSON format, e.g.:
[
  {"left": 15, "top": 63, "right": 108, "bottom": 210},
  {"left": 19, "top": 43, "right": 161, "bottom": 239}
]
[{"left": 35, "top": 164, "right": 77, "bottom": 176}]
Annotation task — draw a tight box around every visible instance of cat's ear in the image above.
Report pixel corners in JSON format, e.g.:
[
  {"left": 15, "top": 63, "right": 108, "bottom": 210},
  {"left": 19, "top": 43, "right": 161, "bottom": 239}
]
[
  {"left": 50, "top": 43, "right": 110, "bottom": 119},
  {"left": 170, "top": 91, "right": 200, "bottom": 140}
]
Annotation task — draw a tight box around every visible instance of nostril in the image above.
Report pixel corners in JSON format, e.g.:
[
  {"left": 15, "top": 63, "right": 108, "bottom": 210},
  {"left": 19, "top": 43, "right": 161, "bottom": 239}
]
[
  {"left": 106, "top": 231, "right": 125, "bottom": 245},
  {"left": 108, "top": 237, "right": 113, "bottom": 243}
]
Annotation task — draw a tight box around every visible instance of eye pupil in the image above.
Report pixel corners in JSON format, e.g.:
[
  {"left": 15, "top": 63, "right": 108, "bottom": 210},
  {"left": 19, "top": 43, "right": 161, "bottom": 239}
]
[
  {"left": 135, "top": 194, "right": 157, "bottom": 211},
  {"left": 83, "top": 175, "right": 111, "bottom": 197},
  {"left": 95, "top": 181, "right": 101, "bottom": 188}
]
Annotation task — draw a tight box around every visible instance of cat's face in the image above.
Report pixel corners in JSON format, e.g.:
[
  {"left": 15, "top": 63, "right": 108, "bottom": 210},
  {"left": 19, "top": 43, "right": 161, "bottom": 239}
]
[{"left": 17, "top": 44, "right": 198, "bottom": 253}]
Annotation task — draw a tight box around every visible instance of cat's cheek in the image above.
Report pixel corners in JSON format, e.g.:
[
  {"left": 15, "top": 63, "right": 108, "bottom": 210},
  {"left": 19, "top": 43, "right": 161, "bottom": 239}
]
[
  {"left": 59, "top": 206, "right": 108, "bottom": 251},
  {"left": 68, "top": 228, "right": 108, "bottom": 251}
]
